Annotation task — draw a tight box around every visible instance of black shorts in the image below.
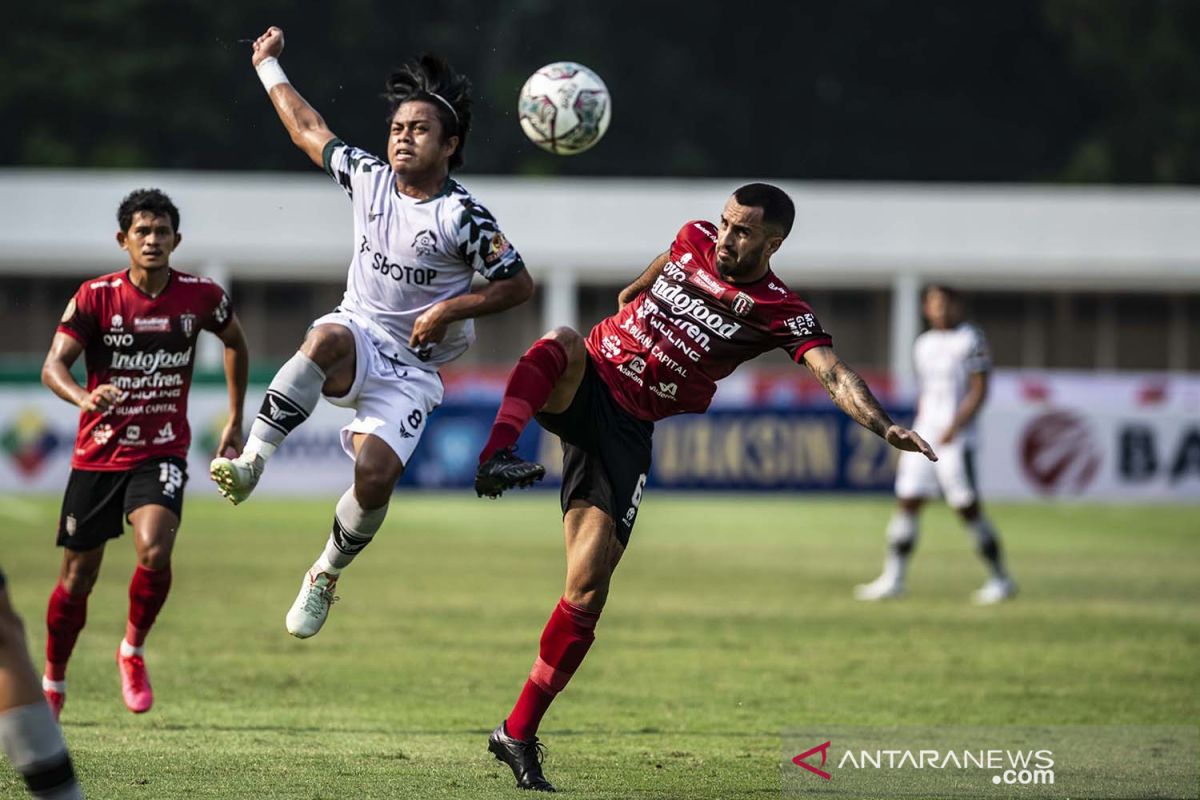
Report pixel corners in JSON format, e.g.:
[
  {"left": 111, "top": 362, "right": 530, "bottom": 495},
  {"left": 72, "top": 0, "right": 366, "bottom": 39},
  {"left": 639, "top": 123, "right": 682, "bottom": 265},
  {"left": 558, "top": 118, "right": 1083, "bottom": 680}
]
[
  {"left": 535, "top": 357, "right": 653, "bottom": 547},
  {"left": 56, "top": 456, "right": 188, "bottom": 551}
]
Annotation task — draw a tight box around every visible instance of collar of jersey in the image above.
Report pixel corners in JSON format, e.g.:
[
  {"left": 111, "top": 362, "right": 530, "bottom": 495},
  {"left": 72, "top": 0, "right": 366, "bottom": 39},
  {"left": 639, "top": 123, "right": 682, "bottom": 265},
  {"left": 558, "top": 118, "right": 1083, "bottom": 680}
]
[
  {"left": 393, "top": 176, "right": 455, "bottom": 205},
  {"left": 124, "top": 268, "right": 173, "bottom": 300}
]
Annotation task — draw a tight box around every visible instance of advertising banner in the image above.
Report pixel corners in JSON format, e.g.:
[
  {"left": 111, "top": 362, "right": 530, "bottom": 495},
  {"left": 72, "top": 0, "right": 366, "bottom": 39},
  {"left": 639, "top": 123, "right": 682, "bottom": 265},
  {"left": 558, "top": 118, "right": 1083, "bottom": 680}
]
[{"left": 1, "top": 370, "right": 1197, "bottom": 501}]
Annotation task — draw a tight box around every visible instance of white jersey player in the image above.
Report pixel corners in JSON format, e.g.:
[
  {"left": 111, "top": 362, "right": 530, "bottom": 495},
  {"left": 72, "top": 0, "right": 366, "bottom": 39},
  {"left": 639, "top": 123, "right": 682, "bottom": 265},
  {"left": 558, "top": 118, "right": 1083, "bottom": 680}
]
[
  {"left": 856, "top": 285, "right": 1015, "bottom": 604},
  {"left": 210, "top": 27, "right": 534, "bottom": 637}
]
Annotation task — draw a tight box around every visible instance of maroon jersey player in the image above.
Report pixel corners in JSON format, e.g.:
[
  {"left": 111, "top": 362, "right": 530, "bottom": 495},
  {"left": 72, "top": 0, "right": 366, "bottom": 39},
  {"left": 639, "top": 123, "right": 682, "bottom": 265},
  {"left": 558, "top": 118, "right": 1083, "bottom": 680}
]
[
  {"left": 39, "top": 189, "right": 248, "bottom": 720},
  {"left": 474, "top": 183, "right": 936, "bottom": 791}
]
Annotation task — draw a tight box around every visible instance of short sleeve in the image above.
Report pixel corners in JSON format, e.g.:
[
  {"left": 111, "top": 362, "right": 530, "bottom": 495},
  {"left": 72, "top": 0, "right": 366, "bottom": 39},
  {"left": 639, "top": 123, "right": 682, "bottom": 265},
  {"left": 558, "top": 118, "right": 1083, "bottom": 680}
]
[
  {"left": 672, "top": 220, "right": 718, "bottom": 264},
  {"left": 322, "top": 138, "right": 388, "bottom": 200},
  {"left": 963, "top": 325, "right": 991, "bottom": 373},
  {"left": 56, "top": 285, "right": 97, "bottom": 345},
  {"left": 202, "top": 284, "right": 234, "bottom": 333},
  {"left": 776, "top": 302, "right": 833, "bottom": 363},
  {"left": 456, "top": 201, "right": 525, "bottom": 280}
]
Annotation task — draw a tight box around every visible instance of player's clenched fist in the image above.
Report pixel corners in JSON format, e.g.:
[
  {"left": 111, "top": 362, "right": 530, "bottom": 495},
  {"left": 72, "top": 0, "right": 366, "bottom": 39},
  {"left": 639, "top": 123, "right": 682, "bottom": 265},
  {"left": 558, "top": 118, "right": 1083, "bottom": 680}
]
[
  {"left": 251, "top": 26, "right": 284, "bottom": 66},
  {"left": 80, "top": 384, "right": 124, "bottom": 413}
]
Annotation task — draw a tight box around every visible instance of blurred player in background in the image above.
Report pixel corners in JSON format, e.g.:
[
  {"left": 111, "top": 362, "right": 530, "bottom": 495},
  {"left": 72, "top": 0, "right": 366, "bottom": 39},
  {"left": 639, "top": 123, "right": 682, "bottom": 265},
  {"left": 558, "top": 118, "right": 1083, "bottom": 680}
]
[
  {"left": 474, "top": 184, "right": 936, "bottom": 791},
  {"left": 0, "top": 569, "right": 84, "bottom": 799},
  {"left": 41, "top": 189, "right": 247, "bottom": 718},
  {"left": 855, "top": 285, "right": 1015, "bottom": 604},
  {"left": 210, "top": 27, "right": 533, "bottom": 639}
]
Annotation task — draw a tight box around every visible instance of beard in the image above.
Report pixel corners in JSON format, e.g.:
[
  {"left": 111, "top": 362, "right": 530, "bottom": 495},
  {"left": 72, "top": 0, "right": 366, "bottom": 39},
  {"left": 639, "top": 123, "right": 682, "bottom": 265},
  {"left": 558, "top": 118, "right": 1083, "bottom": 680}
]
[{"left": 716, "top": 243, "right": 765, "bottom": 281}]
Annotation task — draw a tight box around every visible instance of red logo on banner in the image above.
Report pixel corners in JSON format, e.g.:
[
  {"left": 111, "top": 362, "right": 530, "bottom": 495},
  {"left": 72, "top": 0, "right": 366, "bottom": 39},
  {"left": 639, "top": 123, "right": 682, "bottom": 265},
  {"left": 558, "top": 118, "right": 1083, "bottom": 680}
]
[
  {"left": 1020, "top": 410, "right": 1101, "bottom": 493},
  {"left": 792, "top": 740, "right": 832, "bottom": 780}
]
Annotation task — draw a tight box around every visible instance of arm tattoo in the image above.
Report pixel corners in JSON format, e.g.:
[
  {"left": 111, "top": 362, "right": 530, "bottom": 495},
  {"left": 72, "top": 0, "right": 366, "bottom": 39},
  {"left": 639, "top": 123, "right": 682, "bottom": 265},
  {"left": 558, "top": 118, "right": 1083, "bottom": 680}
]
[{"left": 817, "top": 360, "right": 893, "bottom": 437}]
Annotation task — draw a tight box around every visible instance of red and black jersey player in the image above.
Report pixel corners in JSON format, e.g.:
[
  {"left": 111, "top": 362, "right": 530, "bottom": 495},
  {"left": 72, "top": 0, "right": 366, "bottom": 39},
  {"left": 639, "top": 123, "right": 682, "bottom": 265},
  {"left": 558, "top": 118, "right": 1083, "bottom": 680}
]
[
  {"left": 474, "top": 183, "right": 938, "bottom": 791},
  {"left": 39, "top": 189, "right": 249, "bottom": 720}
]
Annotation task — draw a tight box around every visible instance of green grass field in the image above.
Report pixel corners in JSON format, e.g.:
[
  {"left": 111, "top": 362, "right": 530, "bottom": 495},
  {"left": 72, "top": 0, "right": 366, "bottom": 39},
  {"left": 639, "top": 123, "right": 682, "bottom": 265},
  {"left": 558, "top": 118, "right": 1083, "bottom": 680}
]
[{"left": 0, "top": 493, "right": 1196, "bottom": 799}]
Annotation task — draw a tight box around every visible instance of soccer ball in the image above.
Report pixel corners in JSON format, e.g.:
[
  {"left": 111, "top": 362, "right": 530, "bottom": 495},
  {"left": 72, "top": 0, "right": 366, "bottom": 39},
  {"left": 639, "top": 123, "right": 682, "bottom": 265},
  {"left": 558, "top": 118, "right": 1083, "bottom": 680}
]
[{"left": 518, "top": 62, "right": 611, "bottom": 155}]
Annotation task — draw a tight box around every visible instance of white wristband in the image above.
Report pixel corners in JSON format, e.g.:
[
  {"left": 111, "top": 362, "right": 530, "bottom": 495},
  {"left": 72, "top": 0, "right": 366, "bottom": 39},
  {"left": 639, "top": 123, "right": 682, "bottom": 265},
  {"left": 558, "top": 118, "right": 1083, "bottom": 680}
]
[{"left": 255, "top": 57, "right": 289, "bottom": 91}]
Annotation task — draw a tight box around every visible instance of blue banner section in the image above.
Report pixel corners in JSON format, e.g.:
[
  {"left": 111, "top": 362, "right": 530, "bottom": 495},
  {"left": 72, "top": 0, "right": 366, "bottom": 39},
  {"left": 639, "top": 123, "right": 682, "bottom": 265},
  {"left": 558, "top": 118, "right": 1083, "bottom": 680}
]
[{"left": 400, "top": 404, "right": 912, "bottom": 492}]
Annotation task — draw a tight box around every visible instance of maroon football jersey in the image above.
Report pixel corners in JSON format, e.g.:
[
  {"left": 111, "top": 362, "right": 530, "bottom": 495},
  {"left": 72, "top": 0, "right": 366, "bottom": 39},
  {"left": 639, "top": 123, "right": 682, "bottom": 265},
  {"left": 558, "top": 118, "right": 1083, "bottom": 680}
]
[
  {"left": 56, "top": 268, "right": 233, "bottom": 470},
  {"left": 587, "top": 221, "right": 832, "bottom": 422}
]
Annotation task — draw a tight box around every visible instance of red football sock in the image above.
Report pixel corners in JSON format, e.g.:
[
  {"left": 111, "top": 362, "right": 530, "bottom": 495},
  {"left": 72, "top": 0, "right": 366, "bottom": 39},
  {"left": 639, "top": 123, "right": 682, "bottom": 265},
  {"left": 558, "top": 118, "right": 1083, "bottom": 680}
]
[
  {"left": 45, "top": 583, "right": 89, "bottom": 681},
  {"left": 480, "top": 338, "right": 569, "bottom": 463},
  {"left": 506, "top": 597, "right": 601, "bottom": 742},
  {"left": 125, "top": 565, "right": 172, "bottom": 647}
]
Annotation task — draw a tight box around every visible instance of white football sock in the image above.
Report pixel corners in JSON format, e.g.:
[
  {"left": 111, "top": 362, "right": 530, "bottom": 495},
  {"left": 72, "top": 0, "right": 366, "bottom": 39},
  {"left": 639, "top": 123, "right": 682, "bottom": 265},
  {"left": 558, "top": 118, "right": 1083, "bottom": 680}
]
[
  {"left": 883, "top": 510, "right": 919, "bottom": 584},
  {"left": 316, "top": 487, "right": 390, "bottom": 574}
]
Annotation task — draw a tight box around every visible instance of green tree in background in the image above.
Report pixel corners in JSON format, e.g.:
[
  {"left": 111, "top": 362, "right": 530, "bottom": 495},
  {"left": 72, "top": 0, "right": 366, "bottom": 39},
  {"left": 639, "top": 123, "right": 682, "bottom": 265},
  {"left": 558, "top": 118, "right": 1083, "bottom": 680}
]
[
  {"left": 2, "top": 0, "right": 1197, "bottom": 182},
  {"left": 1046, "top": 0, "right": 1200, "bottom": 183}
]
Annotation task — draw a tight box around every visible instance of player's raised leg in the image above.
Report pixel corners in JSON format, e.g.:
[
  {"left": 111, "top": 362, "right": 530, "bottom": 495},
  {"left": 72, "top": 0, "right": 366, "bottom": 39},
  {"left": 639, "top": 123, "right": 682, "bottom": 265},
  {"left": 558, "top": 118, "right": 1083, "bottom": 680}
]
[
  {"left": 1, "top": 571, "right": 84, "bottom": 800},
  {"left": 489, "top": 502, "right": 622, "bottom": 792},
  {"left": 211, "top": 325, "right": 354, "bottom": 504},
  {"left": 855, "top": 497, "right": 921, "bottom": 601},
  {"left": 42, "top": 546, "right": 103, "bottom": 721},
  {"left": 286, "top": 433, "right": 400, "bottom": 638},
  {"left": 475, "top": 328, "right": 588, "bottom": 498}
]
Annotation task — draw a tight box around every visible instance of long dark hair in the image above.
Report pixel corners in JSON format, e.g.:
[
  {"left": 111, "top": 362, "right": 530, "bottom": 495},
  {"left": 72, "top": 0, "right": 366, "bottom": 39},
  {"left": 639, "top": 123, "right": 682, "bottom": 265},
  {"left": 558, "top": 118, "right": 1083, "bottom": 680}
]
[{"left": 384, "top": 54, "right": 472, "bottom": 171}]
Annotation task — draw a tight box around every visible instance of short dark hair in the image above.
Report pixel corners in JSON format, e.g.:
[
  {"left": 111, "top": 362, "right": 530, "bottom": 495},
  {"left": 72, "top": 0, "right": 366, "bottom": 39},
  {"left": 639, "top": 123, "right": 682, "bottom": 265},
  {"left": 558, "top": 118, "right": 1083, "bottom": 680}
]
[
  {"left": 385, "top": 54, "right": 472, "bottom": 171},
  {"left": 922, "top": 284, "right": 962, "bottom": 303},
  {"left": 733, "top": 183, "right": 795, "bottom": 238},
  {"left": 118, "top": 188, "right": 180, "bottom": 233}
]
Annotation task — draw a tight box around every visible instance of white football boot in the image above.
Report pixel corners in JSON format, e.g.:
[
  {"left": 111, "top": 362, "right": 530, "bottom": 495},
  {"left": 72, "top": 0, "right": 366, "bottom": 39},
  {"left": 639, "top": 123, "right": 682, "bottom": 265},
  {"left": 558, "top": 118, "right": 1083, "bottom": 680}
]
[
  {"left": 854, "top": 575, "right": 905, "bottom": 601},
  {"left": 972, "top": 576, "right": 1017, "bottom": 605},
  {"left": 209, "top": 453, "right": 264, "bottom": 505},
  {"left": 285, "top": 569, "right": 339, "bottom": 638}
]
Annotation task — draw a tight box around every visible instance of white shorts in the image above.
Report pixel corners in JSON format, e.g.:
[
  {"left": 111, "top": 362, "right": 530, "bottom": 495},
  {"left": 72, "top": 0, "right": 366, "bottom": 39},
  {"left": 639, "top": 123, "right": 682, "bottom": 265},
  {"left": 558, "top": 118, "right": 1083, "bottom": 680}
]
[
  {"left": 312, "top": 310, "right": 444, "bottom": 466},
  {"left": 894, "top": 440, "right": 978, "bottom": 508}
]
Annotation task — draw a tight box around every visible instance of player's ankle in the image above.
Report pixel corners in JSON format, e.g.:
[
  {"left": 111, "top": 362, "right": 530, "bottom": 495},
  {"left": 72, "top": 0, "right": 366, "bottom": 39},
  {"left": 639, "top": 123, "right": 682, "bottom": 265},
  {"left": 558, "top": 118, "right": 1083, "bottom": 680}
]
[
  {"left": 243, "top": 436, "right": 277, "bottom": 462},
  {"left": 313, "top": 556, "right": 342, "bottom": 577}
]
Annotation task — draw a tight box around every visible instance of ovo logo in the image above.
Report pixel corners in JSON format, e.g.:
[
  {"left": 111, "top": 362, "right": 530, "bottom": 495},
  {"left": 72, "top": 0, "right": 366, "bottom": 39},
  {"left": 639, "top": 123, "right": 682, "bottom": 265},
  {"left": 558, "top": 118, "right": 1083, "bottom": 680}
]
[{"left": 792, "top": 741, "right": 832, "bottom": 780}]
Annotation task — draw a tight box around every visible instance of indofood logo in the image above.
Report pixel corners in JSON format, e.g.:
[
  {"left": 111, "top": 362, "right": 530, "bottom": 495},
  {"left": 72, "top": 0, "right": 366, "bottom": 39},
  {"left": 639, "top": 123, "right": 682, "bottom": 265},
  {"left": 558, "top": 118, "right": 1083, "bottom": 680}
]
[
  {"left": 110, "top": 347, "right": 193, "bottom": 374},
  {"left": 1020, "top": 409, "right": 1101, "bottom": 494}
]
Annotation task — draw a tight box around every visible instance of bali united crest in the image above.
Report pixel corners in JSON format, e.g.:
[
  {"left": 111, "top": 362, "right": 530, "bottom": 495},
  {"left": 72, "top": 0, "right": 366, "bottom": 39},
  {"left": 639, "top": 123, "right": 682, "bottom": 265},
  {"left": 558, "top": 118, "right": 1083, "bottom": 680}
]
[
  {"left": 179, "top": 313, "right": 197, "bottom": 337},
  {"left": 731, "top": 292, "right": 755, "bottom": 317}
]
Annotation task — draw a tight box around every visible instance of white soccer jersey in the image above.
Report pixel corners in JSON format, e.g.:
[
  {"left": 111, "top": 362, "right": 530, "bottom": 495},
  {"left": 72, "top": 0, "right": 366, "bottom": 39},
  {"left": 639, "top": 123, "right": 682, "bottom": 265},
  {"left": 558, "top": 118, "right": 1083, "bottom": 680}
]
[
  {"left": 911, "top": 322, "right": 991, "bottom": 445},
  {"left": 323, "top": 138, "right": 525, "bottom": 368}
]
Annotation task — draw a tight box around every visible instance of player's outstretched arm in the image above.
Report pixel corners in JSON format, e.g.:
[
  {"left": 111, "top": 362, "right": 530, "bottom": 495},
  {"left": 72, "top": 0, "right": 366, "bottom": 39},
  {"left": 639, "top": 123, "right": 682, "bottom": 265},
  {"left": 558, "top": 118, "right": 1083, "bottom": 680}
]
[
  {"left": 409, "top": 270, "right": 535, "bottom": 348},
  {"left": 42, "top": 332, "right": 123, "bottom": 412},
  {"left": 214, "top": 315, "right": 249, "bottom": 457},
  {"left": 617, "top": 251, "right": 670, "bottom": 310},
  {"left": 250, "top": 26, "right": 336, "bottom": 168},
  {"left": 802, "top": 345, "right": 937, "bottom": 461}
]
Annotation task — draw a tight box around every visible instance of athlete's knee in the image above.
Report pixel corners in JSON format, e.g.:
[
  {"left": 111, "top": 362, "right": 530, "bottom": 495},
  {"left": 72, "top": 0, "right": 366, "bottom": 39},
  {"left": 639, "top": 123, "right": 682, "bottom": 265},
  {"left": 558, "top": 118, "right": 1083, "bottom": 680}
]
[
  {"left": 541, "top": 327, "right": 586, "bottom": 362},
  {"left": 353, "top": 453, "right": 402, "bottom": 509},
  {"left": 955, "top": 501, "right": 981, "bottom": 522},
  {"left": 563, "top": 582, "right": 608, "bottom": 613},
  {"left": 563, "top": 561, "right": 613, "bottom": 612},
  {"left": 300, "top": 324, "right": 355, "bottom": 371},
  {"left": 136, "top": 543, "right": 172, "bottom": 571},
  {"left": 898, "top": 497, "right": 923, "bottom": 515},
  {"left": 59, "top": 553, "right": 101, "bottom": 595}
]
